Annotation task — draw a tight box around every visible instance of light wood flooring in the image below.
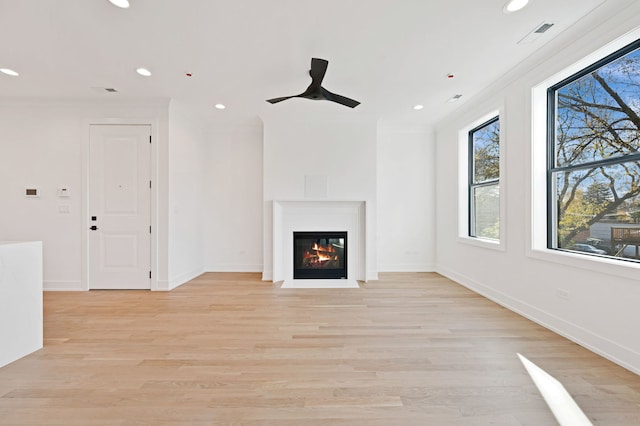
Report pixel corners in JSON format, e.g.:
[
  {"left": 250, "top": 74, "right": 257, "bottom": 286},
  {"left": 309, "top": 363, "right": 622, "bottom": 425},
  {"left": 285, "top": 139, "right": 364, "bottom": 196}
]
[{"left": 1, "top": 272, "right": 639, "bottom": 425}]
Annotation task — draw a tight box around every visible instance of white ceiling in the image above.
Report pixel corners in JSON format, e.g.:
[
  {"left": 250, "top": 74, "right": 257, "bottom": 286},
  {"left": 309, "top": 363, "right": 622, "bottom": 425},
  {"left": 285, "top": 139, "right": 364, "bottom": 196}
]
[{"left": 0, "top": 0, "right": 609, "bottom": 125}]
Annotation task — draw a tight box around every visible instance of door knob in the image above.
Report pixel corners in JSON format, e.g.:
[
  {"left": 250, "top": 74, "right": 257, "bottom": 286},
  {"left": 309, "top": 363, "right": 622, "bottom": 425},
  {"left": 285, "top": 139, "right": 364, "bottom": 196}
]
[{"left": 90, "top": 225, "right": 98, "bottom": 231}]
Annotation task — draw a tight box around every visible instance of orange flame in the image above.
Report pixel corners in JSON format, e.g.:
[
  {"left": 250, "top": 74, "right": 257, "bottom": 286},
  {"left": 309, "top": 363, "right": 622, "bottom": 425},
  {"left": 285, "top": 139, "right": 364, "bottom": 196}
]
[{"left": 304, "top": 242, "right": 338, "bottom": 263}]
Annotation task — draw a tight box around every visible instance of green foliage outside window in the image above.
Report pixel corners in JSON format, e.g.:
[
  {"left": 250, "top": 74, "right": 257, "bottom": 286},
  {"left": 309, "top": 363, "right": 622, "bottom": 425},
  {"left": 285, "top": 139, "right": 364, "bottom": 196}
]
[
  {"left": 470, "top": 118, "right": 500, "bottom": 240},
  {"left": 551, "top": 40, "right": 640, "bottom": 258}
]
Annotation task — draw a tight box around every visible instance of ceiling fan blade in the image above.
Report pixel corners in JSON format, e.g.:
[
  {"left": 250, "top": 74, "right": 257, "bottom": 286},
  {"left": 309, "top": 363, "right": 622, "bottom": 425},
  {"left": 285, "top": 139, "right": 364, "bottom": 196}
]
[
  {"left": 308, "top": 58, "right": 328, "bottom": 90},
  {"left": 266, "top": 96, "right": 295, "bottom": 104},
  {"left": 266, "top": 58, "right": 360, "bottom": 108},
  {"left": 322, "top": 88, "right": 360, "bottom": 108}
]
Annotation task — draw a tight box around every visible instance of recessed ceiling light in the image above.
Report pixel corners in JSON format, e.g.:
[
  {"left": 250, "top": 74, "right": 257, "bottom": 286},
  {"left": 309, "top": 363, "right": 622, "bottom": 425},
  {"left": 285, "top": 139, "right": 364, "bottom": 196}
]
[
  {"left": 413, "top": 105, "right": 424, "bottom": 110},
  {"left": 0, "top": 68, "right": 19, "bottom": 77},
  {"left": 215, "top": 104, "right": 226, "bottom": 110},
  {"left": 136, "top": 68, "right": 151, "bottom": 77},
  {"left": 108, "top": 0, "right": 130, "bottom": 8},
  {"left": 503, "top": 0, "right": 530, "bottom": 14}
]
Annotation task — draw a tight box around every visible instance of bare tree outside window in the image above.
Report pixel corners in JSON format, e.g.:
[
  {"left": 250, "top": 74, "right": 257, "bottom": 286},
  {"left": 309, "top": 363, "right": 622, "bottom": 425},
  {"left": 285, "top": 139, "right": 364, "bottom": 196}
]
[
  {"left": 550, "top": 40, "right": 640, "bottom": 259},
  {"left": 469, "top": 117, "right": 500, "bottom": 240}
]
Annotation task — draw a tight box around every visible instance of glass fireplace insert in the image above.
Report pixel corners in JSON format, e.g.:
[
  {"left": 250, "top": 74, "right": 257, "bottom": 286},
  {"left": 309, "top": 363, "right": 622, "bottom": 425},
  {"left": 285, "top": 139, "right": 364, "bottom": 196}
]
[{"left": 293, "top": 231, "right": 347, "bottom": 279}]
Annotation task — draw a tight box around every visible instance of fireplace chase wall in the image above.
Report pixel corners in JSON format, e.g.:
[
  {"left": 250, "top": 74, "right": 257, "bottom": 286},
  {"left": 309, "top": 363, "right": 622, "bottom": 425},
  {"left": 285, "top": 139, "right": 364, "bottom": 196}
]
[{"left": 271, "top": 201, "right": 366, "bottom": 282}]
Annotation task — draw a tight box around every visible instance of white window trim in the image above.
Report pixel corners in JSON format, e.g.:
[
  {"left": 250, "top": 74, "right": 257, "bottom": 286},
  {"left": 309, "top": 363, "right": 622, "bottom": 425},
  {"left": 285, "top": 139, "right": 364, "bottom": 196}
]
[
  {"left": 458, "top": 108, "right": 506, "bottom": 251},
  {"left": 529, "top": 26, "right": 640, "bottom": 280}
]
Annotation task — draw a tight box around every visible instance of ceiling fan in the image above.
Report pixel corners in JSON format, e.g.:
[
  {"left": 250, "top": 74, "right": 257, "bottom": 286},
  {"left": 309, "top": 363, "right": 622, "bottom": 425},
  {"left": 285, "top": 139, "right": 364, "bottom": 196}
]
[{"left": 266, "top": 58, "right": 360, "bottom": 108}]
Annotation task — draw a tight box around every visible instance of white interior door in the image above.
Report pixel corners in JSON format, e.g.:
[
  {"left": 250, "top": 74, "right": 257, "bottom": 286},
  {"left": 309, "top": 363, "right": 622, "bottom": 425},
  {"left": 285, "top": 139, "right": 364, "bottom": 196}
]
[{"left": 89, "top": 125, "right": 151, "bottom": 290}]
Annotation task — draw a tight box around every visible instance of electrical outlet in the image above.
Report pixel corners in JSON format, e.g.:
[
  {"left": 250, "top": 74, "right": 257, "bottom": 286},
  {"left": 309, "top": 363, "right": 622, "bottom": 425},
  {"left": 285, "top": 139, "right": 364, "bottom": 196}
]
[{"left": 557, "top": 289, "right": 570, "bottom": 301}]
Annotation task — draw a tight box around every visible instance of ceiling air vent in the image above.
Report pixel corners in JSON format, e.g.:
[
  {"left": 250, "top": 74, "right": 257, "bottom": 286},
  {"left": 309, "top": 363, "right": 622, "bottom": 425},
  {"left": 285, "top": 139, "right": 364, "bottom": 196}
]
[
  {"left": 518, "top": 21, "right": 555, "bottom": 45},
  {"left": 534, "top": 23, "right": 554, "bottom": 34},
  {"left": 91, "top": 87, "right": 119, "bottom": 94}
]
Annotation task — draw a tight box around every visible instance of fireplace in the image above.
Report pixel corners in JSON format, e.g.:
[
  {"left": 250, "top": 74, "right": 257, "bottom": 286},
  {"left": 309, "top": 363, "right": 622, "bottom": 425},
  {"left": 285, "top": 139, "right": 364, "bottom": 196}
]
[
  {"left": 270, "top": 201, "right": 366, "bottom": 282},
  {"left": 293, "top": 231, "right": 347, "bottom": 279}
]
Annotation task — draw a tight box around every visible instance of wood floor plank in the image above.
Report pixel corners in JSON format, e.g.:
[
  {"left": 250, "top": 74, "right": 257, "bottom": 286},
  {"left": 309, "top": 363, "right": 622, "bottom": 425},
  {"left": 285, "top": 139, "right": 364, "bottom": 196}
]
[{"left": 0, "top": 272, "right": 638, "bottom": 425}]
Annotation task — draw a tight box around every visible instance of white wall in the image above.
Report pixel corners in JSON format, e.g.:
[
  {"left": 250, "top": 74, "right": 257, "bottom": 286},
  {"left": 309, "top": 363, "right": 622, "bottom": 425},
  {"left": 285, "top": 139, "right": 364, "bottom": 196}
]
[
  {"left": 0, "top": 241, "right": 42, "bottom": 367},
  {"left": 261, "top": 114, "right": 378, "bottom": 281},
  {"left": 205, "top": 122, "right": 264, "bottom": 272},
  {"left": 0, "top": 100, "right": 169, "bottom": 291},
  {"left": 377, "top": 124, "right": 435, "bottom": 272},
  {"left": 201, "top": 115, "right": 438, "bottom": 278},
  {"left": 167, "top": 100, "right": 208, "bottom": 289},
  {"left": 435, "top": 1, "right": 640, "bottom": 373}
]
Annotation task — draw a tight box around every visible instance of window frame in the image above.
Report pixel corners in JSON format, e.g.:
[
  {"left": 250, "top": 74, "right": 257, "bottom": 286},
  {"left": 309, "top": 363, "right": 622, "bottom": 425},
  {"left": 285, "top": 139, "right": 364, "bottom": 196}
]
[
  {"left": 546, "top": 38, "right": 640, "bottom": 256},
  {"left": 457, "top": 109, "right": 505, "bottom": 251},
  {"left": 468, "top": 116, "right": 501, "bottom": 240},
  {"left": 529, "top": 25, "right": 640, "bottom": 280}
]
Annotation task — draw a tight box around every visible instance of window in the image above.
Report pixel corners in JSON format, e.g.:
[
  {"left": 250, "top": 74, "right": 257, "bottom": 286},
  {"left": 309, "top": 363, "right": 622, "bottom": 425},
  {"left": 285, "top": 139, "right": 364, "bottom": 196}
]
[
  {"left": 548, "top": 39, "right": 640, "bottom": 261},
  {"left": 469, "top": 116, "right": 500, "bottom": 240}
]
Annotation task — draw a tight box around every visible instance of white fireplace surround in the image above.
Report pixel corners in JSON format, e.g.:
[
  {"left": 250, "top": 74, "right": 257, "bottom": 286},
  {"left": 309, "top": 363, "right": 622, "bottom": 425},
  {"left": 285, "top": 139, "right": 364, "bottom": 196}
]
[{"left": 272, "top": 200, "right": 367, "bottom": 282}]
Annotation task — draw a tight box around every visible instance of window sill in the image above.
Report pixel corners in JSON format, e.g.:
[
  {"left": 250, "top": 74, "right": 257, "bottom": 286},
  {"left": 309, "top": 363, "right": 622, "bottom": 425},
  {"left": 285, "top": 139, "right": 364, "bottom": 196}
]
[
  {"left": 458, "top": 236, "right": 505, "bottom": 252},
  {"left": 527, "top": 247, "right": 640, "bottom": 282}
]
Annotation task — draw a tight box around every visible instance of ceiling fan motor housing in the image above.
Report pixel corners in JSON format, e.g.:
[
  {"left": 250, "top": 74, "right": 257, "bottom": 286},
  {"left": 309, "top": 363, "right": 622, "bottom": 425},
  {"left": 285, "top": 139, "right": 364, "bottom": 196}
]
[{"left": 266, "top": 58, "right": 360, "bottom": 108}]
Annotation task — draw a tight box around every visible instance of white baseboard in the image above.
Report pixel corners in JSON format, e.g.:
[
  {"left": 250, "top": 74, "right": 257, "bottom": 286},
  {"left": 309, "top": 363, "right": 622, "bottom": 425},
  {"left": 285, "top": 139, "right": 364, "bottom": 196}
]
[
  {"left": 168, "top": 267, "right": 206, "bottom": 291},
  {"left": 377, "top": 263, "right": 436, "bottom": 272},
  {"left": 436, "top": 264, "right": 640, "bottom": 376},
  {"left": 154, "top": 280, "right": 170, "bottom": 291},
  {"left": 206, "top": 264, "right": 263, "bottom": 273},
  {"left": 44, "top": 280, "right": 83, "bottom": 291},
  {"left": 366, "top": 271, "right": 379, "bottom": 281},
  {"left": 262, "top": 270, "right": 273, "bottom": 281}
]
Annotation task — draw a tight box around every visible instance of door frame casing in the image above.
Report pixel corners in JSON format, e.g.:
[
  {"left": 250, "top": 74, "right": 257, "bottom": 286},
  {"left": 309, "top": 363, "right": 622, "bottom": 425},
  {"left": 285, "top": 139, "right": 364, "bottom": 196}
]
[{"left": 82, "top": 118, "right": 160, "bottom": 291}]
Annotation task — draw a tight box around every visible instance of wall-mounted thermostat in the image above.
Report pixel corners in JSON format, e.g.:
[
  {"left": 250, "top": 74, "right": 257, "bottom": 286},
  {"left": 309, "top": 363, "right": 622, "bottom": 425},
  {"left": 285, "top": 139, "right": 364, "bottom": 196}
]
[
  {"left": 25, "top": 188, "right": 39, "bottom": 198},
  {"left": 58, "top": 187, "right": 70, "bottom": 197}
]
